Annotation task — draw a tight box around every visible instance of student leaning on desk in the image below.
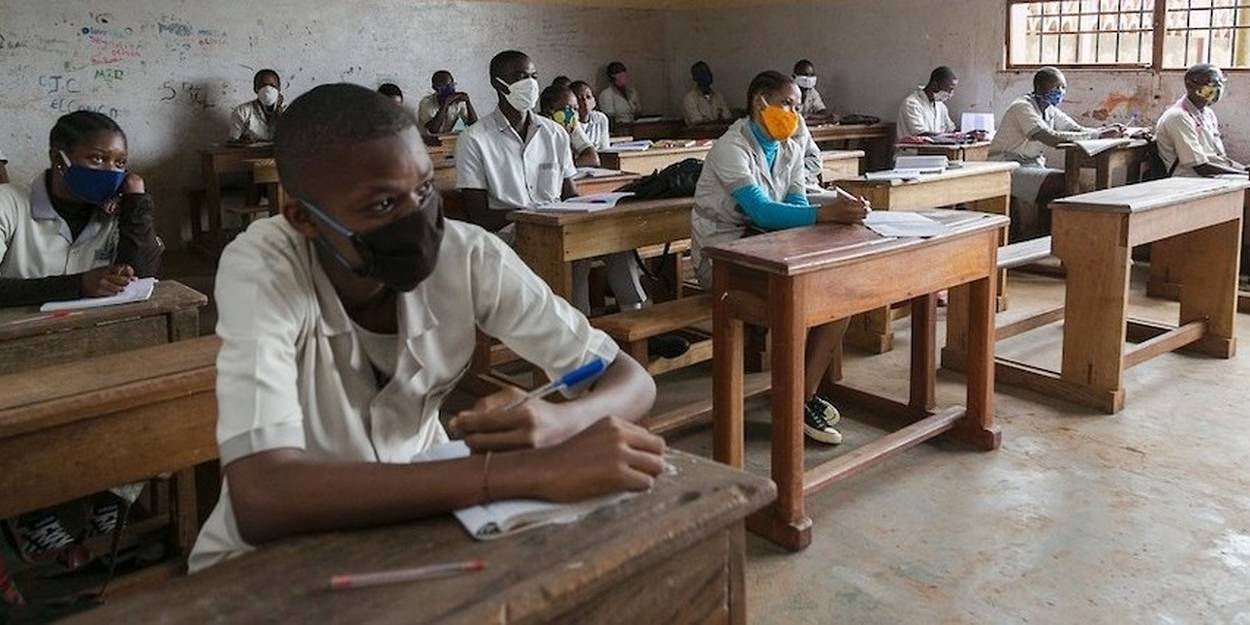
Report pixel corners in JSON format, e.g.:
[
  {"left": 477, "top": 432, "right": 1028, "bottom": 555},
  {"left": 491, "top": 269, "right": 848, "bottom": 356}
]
[
  {"left": 691, "top": 70, "right": 869, "bottom": 447},
  {"left": 189, "top": 83, "right": 665, "bottom": 572},
  {"left": 0, "top": 110, "right": 162, "bottom": 563}
]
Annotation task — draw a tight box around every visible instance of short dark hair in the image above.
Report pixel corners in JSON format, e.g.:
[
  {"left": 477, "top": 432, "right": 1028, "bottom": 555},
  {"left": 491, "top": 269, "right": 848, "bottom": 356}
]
[
  {"left": 606, "top": 61, "right": 627, "bottom": 77},
  {"left": 377, "top": 83, "right": 403, "bottom": 100},
  {"left": 50, "top": 110, "right": 125, "bottom": 152},
  {"left": 431, "top": 70, "right": 453, "bottom": 86},
  {"left": 691, "top": 61, "right": 710, "bottom": 75},
  {"left": 569, "top": 80, "right": 593, "bottom": 96},
  {"left": 793, "top": 59, "right": 814, "bottom": 74},
  {"left": 552, "top": 76, "right": 571, "bottom": 88},
  {"left": 1033, "top": 66, "right": 1064, "bottom": 93},
  {"left": 275, "top": 83, "right": 418, "bottom": 198},
  {"left": 1185, "top": 63, "right": 1222, "bottom": 87},
  {"left": 929, "top": 66, "right": 957, "bottom": 85},
  {"left": 253, "top": 69, "right": 280, "bottom": 89},
  {"left": 746, "top": 70, "right": 795, "bottom": 109},
  {"left": 490, "top": 50, "right": 529, "bottom": 80},
  {"left": 540, "top": 85, "right": 574, "bottom": 115}
]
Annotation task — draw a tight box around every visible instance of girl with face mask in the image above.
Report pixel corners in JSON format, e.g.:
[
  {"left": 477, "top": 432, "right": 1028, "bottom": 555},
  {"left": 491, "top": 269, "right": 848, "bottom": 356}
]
[
  {"left": 690, "top": 70, "right": 871, "bottom": 446},
  {"left": 0, "top": 110, "right": 161, "bottom": 565}
]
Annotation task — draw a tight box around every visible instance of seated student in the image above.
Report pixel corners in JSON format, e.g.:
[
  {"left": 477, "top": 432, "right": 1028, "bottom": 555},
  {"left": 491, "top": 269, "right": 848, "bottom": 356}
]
[
  {"left": 377, "top": 83, "right": 405, "bottom": 106},
  {"left": 0, "top": 111, "right": 161, "bottom": 561},
  {"left": 540, "top": 84, "right": 601, "bottom": 168},
  {"left": 683, "top": 61, "right": 733, "bottom": 126},
  {"left": 188, "top": 83, "right": 664, "bottom": 572},
  {"left": 0, "top": 147, "right": 8, "bottom": 184},
  {"left": 691, "top": 71, "right": 869, "bottom": 445},
  {"left": 792, "top": 59, "right": 836, "bottom": 124},
  {"left": 1156, "top": 64, "right": 1247, "bottom": 178},
  {"left": 988, "top": 66, "right": 1122, "bottom": 239},
  {"left": 455, "top": 51, "right": 645, "bottom": 316},
  {"left": 418, "top": 70, "right": 479, "bottom": 136},
  {"left": 597, "top": 61, "right": 643, "bottom": 126},
  {"left": 571, "top": 80, "right": 612, "bottom": 152},
  {"left": 897, "top": 66, "right": 959, "bottom": 140},
  {"left": 551, "top": 76, "right": 572, "bottom": 89},
  {"left": 229, "top": 69, "right": 284, "bottom": 143}
]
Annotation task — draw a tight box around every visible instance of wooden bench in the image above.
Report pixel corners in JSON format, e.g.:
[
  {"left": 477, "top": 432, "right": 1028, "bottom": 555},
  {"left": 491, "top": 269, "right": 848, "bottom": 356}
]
[{"left": 592, "top": 294, "right": 713, "bottom": 376}]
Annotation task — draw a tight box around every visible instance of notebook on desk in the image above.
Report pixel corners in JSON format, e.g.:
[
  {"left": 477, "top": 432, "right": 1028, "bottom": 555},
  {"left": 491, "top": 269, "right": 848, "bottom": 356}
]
[{"left": 40, "top": 277, "right": 157, "bottom": 312}]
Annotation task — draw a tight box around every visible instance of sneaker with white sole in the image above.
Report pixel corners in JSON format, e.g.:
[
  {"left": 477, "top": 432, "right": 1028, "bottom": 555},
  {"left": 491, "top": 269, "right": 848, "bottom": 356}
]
[
  {"left": 803, "top": 397, "right": 843, "bottom": 445},
  {"left": 15, "top": 512, "right": 76, "bottom": 562}
]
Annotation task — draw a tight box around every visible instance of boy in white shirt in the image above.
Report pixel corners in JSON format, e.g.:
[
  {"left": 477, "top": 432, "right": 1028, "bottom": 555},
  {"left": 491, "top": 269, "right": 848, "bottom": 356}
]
[
  {"left": 1155, "top": 64, "right": 1247, "bottom": 178},
  {"left": 792, "top": 59, "right": 835, "bottom": 124},
  {"left": 228, "top": 69, "right": 284, "bottom": 143},
  {"left": 597, "top": 61, "right": 643, "bottom": 126},
  {"left": 571, "top": 80, "right": 612, "bottom": 152},
  {"left": 897, "top": 66, "right": 959, "bottom": 140},
  {"left": 417, "top": 70, "right": 479, "bottom": 135},
  {"left": 189, "top": 83, "right": 664, "bottom": 572},
  {"left": 683, "top": 61, "right": 733, "bottom": 126}
]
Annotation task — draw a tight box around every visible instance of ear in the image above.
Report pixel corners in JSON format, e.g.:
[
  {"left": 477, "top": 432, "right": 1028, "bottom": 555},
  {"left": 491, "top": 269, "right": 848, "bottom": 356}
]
[{"left": 281, "top": 200, "right": 320, "bottom": 239}]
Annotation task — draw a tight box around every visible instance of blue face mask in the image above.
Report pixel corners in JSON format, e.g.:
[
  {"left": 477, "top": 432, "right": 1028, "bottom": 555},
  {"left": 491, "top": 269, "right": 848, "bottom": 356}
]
[
  {"left": 59, "top": 151, "right": 126, "bottom": 205},
  {"left": 1038, "top": 88, "right": 1065, "bottom": 108},
  {"left": 437, "top": 83, "right": 456, "bottom": 101}
]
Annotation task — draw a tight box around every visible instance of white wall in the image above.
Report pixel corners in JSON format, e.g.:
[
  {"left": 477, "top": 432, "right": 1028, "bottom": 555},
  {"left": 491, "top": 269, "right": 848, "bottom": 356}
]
[
  {"left": 663, "top": 0, "right": 1250, "bottom": 163},
  {"left": 0, "top": 0, "right": 669, "bottom": 243}
]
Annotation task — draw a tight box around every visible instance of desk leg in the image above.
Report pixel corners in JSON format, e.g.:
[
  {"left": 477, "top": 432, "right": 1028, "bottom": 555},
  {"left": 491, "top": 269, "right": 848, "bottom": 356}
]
[
  {"left": 171, "top": 468, "right": 198, "bottom": 561},
  {"left": 1176, "top": 220, "right": 1240, "bottom": 358},
  {"left": 750, "top": 275, "right": 811, "bottom": 551},
  {"left": 950, "top": 275, "right": 1001, "bottom": 450},
  {"left": 910, "top": 294, "right": 937, "bottom": 411},
  {"left": 515, "top": 225, "right": 574, "bottom": 301},
  {"left": 1064, "top": 151, "right": 1082, "bottom": 196},
  {"left": 202, "top": 155, "right": 223, "bottom": 253},
  {"left": 1147, "top": 237, "right": 1183, "bottom": 299},
  {"left": 940, "top": 282, "right": 971, "bottom": 371},
  {"left": 1095, "top": 157, "right": 1112, "bottom": 190},
  {"left": 712, "top": 263, "right": 746, "bottom": 469},
  {"left": 1056, "top": 212, "right": 1130, "bottom": 414},
  {"left": 967, "top": 194, "right": 1011, "bottom": 312},
  {"left": 728, "top": 524, "right": 747, "bottom": 625}
]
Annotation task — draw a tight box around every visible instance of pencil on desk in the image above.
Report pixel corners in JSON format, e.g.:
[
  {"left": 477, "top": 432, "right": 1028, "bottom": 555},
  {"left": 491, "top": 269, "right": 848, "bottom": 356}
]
[{"left": 329, "top": 559, "right": 487, "bottom": 590}]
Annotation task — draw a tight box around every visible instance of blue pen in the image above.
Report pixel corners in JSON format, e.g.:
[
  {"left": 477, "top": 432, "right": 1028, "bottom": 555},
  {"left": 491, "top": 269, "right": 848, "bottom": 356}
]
[{"left": 499, "top": 358, "right": 608, "bottom": 412}]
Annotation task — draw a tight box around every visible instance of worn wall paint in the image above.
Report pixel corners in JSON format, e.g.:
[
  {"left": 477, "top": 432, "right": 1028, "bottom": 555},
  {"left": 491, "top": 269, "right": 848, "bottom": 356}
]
[{"left": 0, "top": 0, "right": 669, "bottom": 244}]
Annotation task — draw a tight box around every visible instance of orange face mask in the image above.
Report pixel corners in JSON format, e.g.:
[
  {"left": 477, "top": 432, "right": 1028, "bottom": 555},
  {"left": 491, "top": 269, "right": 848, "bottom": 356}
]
[{"left": 759, "top": 103, "right": 800, "bottom": 141}]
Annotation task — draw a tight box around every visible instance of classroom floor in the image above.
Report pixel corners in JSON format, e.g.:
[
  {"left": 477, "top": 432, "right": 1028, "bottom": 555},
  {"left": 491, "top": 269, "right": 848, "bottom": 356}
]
[{"left": 656, "top": 268, "right": 1250, "bottom": 625}]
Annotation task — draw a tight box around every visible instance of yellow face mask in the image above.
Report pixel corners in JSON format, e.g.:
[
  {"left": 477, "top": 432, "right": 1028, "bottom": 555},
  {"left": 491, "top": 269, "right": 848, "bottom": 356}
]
[
  {"left": 759, "top": 103, "right": 800, "bottom": 141},
  {"left": 1198, "top": 83, "right": 1224, "bottom": 105}
]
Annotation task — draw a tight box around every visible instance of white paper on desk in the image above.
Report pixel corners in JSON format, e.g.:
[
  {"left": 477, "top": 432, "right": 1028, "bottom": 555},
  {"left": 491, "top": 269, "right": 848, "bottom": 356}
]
[
  {"left": 413, "top": 441, "right": 633, "bottom": 540},
  {"left": 1074, "top": 138, "right": 1133, "bottom": 157},
  {"left": 573, "top": 167, "right": 623, "bottom": 179},
  {"left": 961, "top": 112, "right": 996, "bottom": 136},
  {"left": 599, "top": 140, "right": 653, "bottom": 153},
  {"left": 864, "top": 168, "right": 926, "bottom": 181},
  {"left": 536, "top": 192, "right": 635, "bottom": 213},
  {"left": 40, "top": 277, "right": 157, "bottom": 312},
  {"left": 864, "top": 211, "right": 950, "bottom": 238},
  {"left": 894, "top": 155, "right": 948, "bottom": 172}
]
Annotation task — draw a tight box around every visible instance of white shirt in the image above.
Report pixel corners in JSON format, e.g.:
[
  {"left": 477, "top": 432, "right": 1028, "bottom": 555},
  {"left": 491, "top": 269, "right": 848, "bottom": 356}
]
[
  {"left": 799, "top": 88, "right": 827, "bottom": 116},
  {"left": 0, "top": 147, "right": 7, "bottom": 163},
  {"left": 569, "top": 124, "right": 595, "bottom": 156},
  {"left": 691, "top": 118, "right": 806, "bottom": 286},
  {"left": 583, "top": 110, "right": 612, "bottom": 152},
  {"left": 455, "top": 110, "right": 576, "bottom": 211},
  {"left": 989, "top": 95, "right": 1097, "bottom": 167},
  {"left": 897, "top": 88, "right": 956, "bottom": 139},
  {"left": 683, "top": 88, "right": 733, "bottom": 126},
  {"left": 188, "top": 217, "right": 619, "bottom": 571},
  {"left": 0, "top": 174, "right": 118, "bottom": 280},
  {"left": 228, "top": 100, "right": 281, "bottom": 142},
  {"left": 597, "top": 86, "right": 642, "bottom": 124},
  {"left": 793, "top": 116, "right": 823, "bottom": 186},
  {"left": 1155, "top": 98, "right": 1240, "bottom": 178},
  {"left": 417, "top": 94, "right": 471, "bottom": 135}
]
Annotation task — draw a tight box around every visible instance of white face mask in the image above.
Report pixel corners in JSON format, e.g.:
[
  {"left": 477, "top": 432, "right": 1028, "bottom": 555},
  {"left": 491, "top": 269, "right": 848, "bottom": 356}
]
[
  {"left": 495, "top": 76, "right": 540, "bottom": 112},
  {"left": 257, "top": 85, "right": 280, "bottom": 107},
  {"left": 934, "top": 90, "right": 954, "bottom": 102},
  {"left": 795, "top": 75, "right": 817, "bottom": 90}
]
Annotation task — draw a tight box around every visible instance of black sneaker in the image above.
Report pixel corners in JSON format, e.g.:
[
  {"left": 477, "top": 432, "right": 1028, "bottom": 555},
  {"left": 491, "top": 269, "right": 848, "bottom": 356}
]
[
  {"left": 803, "top": 397, "right": 843, "bottom": 445},
  {"left": 648, "top": 335, "right": 691, "bottom": 359},
  {"left": 15, "top": 512, "right": 76, "bottom": 562},
  {"left": 88, "top": 499, "right": 121, "bottom": 537}
]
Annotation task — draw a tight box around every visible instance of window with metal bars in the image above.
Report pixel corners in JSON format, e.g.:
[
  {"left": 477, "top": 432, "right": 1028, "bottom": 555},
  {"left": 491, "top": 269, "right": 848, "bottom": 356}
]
[{"left": 1007, "top": 0, "right": 1250, "bottom": 69}]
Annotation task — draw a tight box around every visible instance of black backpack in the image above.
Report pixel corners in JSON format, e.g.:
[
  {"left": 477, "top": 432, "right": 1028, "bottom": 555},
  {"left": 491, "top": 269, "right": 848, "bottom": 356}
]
[{"left": 616, "top": 158, "right": 704, "bottom": 199}]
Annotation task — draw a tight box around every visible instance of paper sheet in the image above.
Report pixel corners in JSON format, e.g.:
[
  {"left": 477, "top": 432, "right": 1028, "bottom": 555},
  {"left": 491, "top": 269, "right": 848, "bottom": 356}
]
[
  {"left": 40, "top": 277, "right": 157, "bottom": 312},
  {"left": 599, "top": 140, "right": 653, "bottom": 153},
  {"left": 864, "top": 211, "right": 950, "bottom": 238},
  {"left": 864, "top": 169, "right": 926, "bottom": 181},
  {"left": 1073, "top": 138, "right": 1133, "bottom": 157},
  {"left": 573, "top": 167, "right": 623, "bottom": 179},
  {"left": 535, "top": 192, "right": 636, "bottom": 213},
  {"left": 961, "top": 112, "right": 996, "bottom": 136}
]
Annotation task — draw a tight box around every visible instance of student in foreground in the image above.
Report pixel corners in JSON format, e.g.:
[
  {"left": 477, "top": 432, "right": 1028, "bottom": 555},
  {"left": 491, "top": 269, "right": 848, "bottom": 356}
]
[
  {"left": 0, "top": 111, "right": 161, "bottom": 561},
  {"left": 1155, "top": 64, "right": 1247, "bottom": 178},
  {"left": 691, "top": 71, "right": 869, "bottom": 445},
  {"left": 229, "top": 69, "right": 284, "bottom": 143},
  {"left": 988, "top": 66, "right": 1122, "bottom": 239},
  {"left": 571, "top": 80, "right": 612, "bottom": 152},
  {"left": 597, "top": 61, "right": 643, "bottom": 126},
  {"left": 683, "top": 61, "right": 733, "bottom": 126},
  {"left": 540, "top": 84, "right": 601, "bottom": 168},
  {"left": 897, "top": 66, "right": 959, "bottom": 140},
  {"left": 418, "top": 70, "right": 478, "bottom": 136},
  {"left": 189, "top": 83, "right": 664, "bottom": 572}
]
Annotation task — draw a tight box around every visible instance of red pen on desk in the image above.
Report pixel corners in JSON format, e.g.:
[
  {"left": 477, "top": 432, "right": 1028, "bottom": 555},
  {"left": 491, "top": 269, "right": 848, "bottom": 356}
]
[
  {"left": 0, "top": 310, "right": 84, "bottom": 327},
  {"left": 329, "top": 559, "right": 486, "bottom": 590}
]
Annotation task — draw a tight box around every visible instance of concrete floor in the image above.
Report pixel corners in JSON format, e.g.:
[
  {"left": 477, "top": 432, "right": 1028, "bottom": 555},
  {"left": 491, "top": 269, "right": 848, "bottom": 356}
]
[{"left": 656, "top": 269, "right": 1250, "bottom": 625}]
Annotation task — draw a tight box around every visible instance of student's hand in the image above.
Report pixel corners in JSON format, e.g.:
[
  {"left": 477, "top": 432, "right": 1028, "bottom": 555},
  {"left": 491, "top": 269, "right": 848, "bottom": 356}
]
[
  {"left": 450, "top": 92, "right": 470, "bottom": 104},
  {"left": 451, "top": 387, "right": 577, "bottom": 452},
  {"left": 969, "top": 130, "right": 989, "bottom": 141},
  {"left": 1100, "top": 125, "right": 1125, "bottom": 139},
  {"left": 120, "top": 172, "right": 145, "bottom": 195},
  {"left": 818, "top": 194, "right": 870, "bottom": 225},
  {"left": 533, "top": 417, "right": 666, "bottom": 502},
  {"left": 81, "top": 264, "right": 134, "bottom": 297}
]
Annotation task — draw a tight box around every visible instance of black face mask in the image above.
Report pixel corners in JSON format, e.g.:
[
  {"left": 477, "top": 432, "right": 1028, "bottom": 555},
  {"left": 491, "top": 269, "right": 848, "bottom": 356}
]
[{"left": 301, "top": 190, "right": 445, "bottom": 292}]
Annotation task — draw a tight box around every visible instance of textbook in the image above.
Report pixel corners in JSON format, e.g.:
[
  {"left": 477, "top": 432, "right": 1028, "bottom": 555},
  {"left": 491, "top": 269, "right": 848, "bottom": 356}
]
[
  {"left": 573, "top": 167, "right": 624, "bottom": 179},
  {"left": 894, "top": 155, "right": 949, "bottom": 173},
  {"left": 1073, "top": 138, "right": 1133, "bottom": 157},
  {"left": 600, "top": 140, "right": 653, "bottom": 153},
  {"left": 40, "top": 277, "right": 157, "bottom": 312},
  {"left": 412, "top": 441, "right": 633, "bottom": 540},
  {"left": 535, "top": 192, "right": 635, "bottom": 213}
]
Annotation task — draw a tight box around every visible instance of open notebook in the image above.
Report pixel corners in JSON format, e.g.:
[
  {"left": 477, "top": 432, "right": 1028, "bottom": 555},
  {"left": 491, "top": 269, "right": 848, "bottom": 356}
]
[
  {"left": 412, "top": 441, "right": 633, "bottom": 540},
  {"left": 40, "top": 277, "right": 157, "bottom": 312}
]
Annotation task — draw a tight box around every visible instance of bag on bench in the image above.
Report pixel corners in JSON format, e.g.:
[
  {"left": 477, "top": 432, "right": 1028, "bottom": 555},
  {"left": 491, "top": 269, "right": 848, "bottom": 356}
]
[{"left": 617, "top": 158, "right": 703, "bottom": 199}]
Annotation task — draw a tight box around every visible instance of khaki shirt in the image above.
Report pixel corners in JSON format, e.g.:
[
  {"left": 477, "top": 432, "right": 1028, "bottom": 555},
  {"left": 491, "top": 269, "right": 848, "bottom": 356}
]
[
  {"left": 799, "top": 87, "right": 828, "bottom": 116},
  {"left": 228, "top": 100, "right": 280, "bottom": 142},
  {"left": 1155, "top": 98, "right": 1240, "bottom": 177},
  {"left": 188, "top": 217, "right": 619, "bottom": 571},
  {"left": 989, "top": 95, "right": 1096, "bottom": 167},
  {"left": 0, "top": 174, "right": 118, "bottom": 279},
  {"left": 683, "top": 88, "right": 732, "bottom": 126},
  {"left": 597, "top": 86, "right": 642, "bottom": 124},
  {"left": 417, "top": 94, "right": 471, "bottom": 135},
  {"left": 897, "top": 88, "right": 956, "bottom": 139}
]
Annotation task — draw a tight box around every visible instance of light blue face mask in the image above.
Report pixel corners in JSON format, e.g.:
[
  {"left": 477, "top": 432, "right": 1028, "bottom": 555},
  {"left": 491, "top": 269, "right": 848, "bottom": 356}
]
[
  {"left": 59, "top": 151, "right": 125, "bottom": 205},
  {"left": 1038, "top": 87, "right": 1065, "bottom": 108}
]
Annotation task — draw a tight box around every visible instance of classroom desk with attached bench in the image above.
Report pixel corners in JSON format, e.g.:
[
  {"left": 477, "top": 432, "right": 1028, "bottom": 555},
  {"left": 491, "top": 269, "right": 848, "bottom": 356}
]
[
  {"left": 895, "top": 140, "right": 992, "bottom": 163},
  {"left": 1059, "top": 138, "right": 1152, "bottom": 196},
  {"left": 194, "top": 143, "right": 276, "bottom": 256},
  {"left": 599, "top": 144, "right": 712, "bottom": 175},
  {"left": 62, "top": 450, "right": 775, "bottom": 625},
  {"left": 820, "top": 149, "right": 865, "bottom": 181},
  {"left": 707, "top": 209, "right": 1005, "bottom": 551}
]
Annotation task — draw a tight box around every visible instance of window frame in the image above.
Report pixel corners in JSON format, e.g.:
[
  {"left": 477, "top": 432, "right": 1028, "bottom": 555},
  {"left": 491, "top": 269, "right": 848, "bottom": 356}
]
[{"left": 1005, "top": 0, "right": 1250, "bottom": 72}]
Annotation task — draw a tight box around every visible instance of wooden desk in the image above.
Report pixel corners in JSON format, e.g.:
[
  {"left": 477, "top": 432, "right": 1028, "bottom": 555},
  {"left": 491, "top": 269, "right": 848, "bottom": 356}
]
[
  {"left": 433, "top": 158, "right": 457, "bottom": 192},
  {"left": 946, "top": 178, "right": 1246, "bottom": 414},
  {"left": 620, "top": 118, "right": 686, "bottom": 141},
  {"left": 1059, "top": 139, "right": 1151, "bottom": 195},
  {"left": 707, "top": 210, "right": 1004, "bottom": 550},
  {"left": 0, "top": 281, "right": 208, "bottom": 375},
  {"left": 835, "top": 161, "right": 1017, "bottom": 352},
  {"left": 574, "top": 171, "right": 642, "bottom": 195},
  {"left": 62, "top": 450, "right": 775, "bottom": 625},
  {"left": 1147, "top": 179, "right": 1250, "bottom": 314},
  {"left": 600, "top": 145, "right": 712, "bottom": 175},
  {"left": 895, "top": 140, "right": 992, "bottom": 162},
  {"left": 820, "top": 149, "right": 864, "bottom": 181},
  {"left": 0, "top": 336, "right": 220, "bottom": 566},
  {"left": 195, "top": 143, "right": 275, "bottom": 256},
  {"left": 809, "top": 123, "right": 896, "bottom": 170}
]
